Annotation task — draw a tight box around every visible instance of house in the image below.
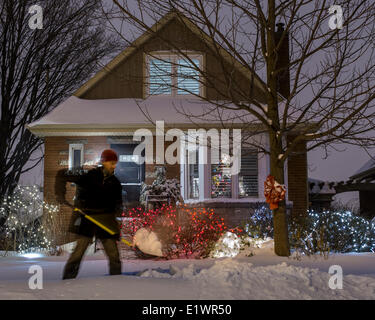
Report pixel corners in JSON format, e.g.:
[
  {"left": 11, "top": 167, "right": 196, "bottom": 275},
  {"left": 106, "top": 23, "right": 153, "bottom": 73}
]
[
  {"left": 346, "top": 158, "right": 375, "bottom": 219},
  {"left": 308, "top": 178, "right": 336, "bottom": 211},
  {"left": 308, "top": 158, "right": 375, "bottom": 219},
  {"left": 26, "top": 11, "right": 308, "bottom": 245}
]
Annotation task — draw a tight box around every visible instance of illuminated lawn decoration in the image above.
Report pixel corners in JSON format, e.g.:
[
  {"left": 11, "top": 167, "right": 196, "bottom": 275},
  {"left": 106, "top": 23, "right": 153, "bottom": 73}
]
[
  {"left": 210, "top": 231, "right": 241, "bottom": 258},
  {"left": 121, "top": 204, "right": 242, "bottom": 259},
  {"left": 0, "top": 185, "right": 58, "bottom": 254},
  {"left": 245, "top": 205, "right": 375, "bottom": 254}
]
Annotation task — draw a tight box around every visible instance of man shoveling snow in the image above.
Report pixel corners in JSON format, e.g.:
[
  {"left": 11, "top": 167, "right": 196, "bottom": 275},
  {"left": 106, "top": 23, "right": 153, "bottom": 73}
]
[
  {"left": 55, "top": 149, "right": 164, "bottom": 281},
  {"left": 55, "top": 149, "right": 123, "bottom": 279}
]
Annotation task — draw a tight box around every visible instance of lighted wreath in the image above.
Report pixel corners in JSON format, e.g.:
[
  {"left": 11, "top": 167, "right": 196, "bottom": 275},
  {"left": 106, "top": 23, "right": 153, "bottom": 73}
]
[{"left": 264, "top": 175, "right": 286, "bottom": 210}]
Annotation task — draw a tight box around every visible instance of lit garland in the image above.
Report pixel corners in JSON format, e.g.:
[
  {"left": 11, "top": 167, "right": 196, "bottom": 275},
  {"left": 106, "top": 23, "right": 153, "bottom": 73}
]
[
  {"left": 121, "top": 203, "right": 242, "bottom": 259},
  {"left": 245, "top": 205, "right": 375, "bottom": 253}
]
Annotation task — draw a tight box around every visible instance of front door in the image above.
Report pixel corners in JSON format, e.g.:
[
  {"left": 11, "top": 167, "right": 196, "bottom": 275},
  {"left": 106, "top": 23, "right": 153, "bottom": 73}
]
[{"left": 111, "top": 144, "right": 145, "bottom": 206}]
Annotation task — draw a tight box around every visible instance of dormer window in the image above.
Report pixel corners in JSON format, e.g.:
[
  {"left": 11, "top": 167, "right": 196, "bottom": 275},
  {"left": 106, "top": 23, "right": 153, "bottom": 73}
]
[{"left": 146, "top": 53, "right": 203, "bottom": 97}]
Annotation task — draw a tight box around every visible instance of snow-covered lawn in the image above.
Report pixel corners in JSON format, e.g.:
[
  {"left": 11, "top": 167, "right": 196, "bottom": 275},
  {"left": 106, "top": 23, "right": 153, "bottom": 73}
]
[{"left": 0, "top": 243, "right": 374, "bottom": 300}]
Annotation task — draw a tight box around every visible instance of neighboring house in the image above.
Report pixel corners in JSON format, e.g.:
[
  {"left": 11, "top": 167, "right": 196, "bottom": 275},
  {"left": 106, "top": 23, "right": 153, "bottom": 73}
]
[
  {"left": 308, "top": 178, "right": 336, "bottom": 211},
  {"left": 346, "top": 158, "right": 375, "bottom": 219},
  {"left": 27, "top": 11, "right": 308, "bottom": 244},
  {"left": 308, "top": 158, "right": 375, "bottom": 219}
]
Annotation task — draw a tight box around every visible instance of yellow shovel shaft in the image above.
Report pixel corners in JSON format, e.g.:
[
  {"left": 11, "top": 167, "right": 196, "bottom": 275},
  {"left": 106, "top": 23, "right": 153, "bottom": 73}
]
[
  {"left": 74, "top": 208, "right": 133, "bottom": 247},
  {"left": 120, "top": 238, "right": 133, "bottom": 247}
]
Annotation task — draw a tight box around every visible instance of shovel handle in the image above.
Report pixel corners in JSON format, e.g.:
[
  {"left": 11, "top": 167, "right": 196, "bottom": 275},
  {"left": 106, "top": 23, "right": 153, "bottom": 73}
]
[{"left": 74, "top": 208, "right": 133, "bottom": 247}]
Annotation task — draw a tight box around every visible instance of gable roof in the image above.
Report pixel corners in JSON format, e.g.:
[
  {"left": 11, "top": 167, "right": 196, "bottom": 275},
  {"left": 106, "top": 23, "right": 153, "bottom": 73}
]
[{"left": 73, "top": 10, "right": 269, "bottom": 101}]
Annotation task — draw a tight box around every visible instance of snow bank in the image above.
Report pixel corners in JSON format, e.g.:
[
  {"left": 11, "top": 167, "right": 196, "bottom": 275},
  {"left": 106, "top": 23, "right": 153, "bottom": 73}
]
[
  {"left": 133, "top": 228, "right": 163, "bottom": 257},
  {"left": 138, "top": 258, "right": 375, "bottom": 299}
]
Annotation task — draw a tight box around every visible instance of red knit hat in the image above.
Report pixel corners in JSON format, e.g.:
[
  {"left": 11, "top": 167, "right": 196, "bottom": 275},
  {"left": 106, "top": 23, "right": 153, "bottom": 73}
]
[{"left": 100, "top": 149, "right": 118, "bottom": 163}]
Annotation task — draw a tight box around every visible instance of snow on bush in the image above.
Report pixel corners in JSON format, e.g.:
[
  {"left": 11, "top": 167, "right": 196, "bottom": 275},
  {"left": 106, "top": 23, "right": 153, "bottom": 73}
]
[{"left": 139, "top": 166, "right": 183, "bottom": 208}]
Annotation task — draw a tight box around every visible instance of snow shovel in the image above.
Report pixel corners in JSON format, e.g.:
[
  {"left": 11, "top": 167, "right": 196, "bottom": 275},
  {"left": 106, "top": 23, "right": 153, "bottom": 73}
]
[{"left": 73, "top": 208, "right": 163, "bottom": 258}]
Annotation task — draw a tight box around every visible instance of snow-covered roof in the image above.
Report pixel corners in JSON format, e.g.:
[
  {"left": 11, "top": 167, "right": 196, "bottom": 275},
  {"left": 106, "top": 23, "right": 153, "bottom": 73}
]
[
  {"left": 26, "top": 96, "right": 261, "bottom": 136},
  {"left": 350, "top": 157, "right": 375, "bottom": 180}
]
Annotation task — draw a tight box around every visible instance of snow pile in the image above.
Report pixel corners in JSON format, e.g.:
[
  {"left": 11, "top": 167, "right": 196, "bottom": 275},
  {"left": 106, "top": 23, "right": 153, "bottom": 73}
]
[
  {"left": 138, "top": 258, "right": 375, "bottom": 299},
  {"left": 133, "top": 228, "right": 163, "bottom": 257},
  {"left": 240, "top": 237, "right": 275, "bottom": 256}
]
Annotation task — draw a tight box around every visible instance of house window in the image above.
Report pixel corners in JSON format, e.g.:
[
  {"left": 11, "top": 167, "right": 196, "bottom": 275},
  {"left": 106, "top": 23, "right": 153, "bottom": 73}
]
[
  {"left": 69, "top": 144, "right": 83, "bottom": 170},
  {"left": 211, "top": 152, "right": 232, "bottom": 198},
  {"left": 149, "top": 58, "right": 172, "bottom": 95},
  {"left": 146, "top": 53, "right": 203, "bottom": 97},
  {"left": 239, "top": 149, "right": 258, "bottom": 197},
  {"left": 187, "top": 148, "right": 199, "bottom": 199},
  {"left": 181, "top": 135, "right": 260, "bottom": 201},
  {"left": 177, "top": 58, "right": 200, "bottom": 95}
]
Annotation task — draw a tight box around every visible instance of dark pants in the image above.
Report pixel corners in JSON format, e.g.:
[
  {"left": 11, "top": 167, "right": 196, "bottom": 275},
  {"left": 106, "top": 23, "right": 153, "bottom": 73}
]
[{"left": 62, "top": 235, "right": 122, "bottom": 279}]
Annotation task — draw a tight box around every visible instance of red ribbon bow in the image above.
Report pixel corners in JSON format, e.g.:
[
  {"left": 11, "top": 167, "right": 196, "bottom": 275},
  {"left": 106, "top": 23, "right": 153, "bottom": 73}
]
[{"left": 264, "top": 175, "right": 286, "bottom": 210}]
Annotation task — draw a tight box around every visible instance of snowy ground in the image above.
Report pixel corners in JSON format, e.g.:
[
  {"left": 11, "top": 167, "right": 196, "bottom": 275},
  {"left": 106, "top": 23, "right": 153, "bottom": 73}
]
[{"left": 0, "top": 242, "right": 374, "bottom": 300}]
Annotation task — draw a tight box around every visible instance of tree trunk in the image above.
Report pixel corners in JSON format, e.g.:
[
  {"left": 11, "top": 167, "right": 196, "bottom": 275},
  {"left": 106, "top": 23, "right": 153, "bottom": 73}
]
[{"left": 269, "top": 136, "right": 290, "bottom": 256}]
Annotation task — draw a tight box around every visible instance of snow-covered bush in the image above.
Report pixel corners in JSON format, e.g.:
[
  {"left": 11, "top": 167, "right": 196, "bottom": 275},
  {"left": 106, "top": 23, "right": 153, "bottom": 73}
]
[
  {"left": 243, "top": 204, "right": 375, "bottom": 254},
  {"left": 139, "top": 166, "right": 183, "bottom": 209},
  {"left": 0, "top": 185, "right": 59, "bottom": 254}
]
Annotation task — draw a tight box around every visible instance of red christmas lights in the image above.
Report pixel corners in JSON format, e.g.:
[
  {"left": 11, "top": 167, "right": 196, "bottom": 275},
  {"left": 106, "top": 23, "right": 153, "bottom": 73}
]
[{"left": 121, "top": 203, "right": 242, "bottom": 259}]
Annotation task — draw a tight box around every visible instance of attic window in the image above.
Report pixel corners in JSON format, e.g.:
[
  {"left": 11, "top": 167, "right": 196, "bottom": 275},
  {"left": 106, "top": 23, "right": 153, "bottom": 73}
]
[{"left": 146, "top": 53, "right": 203, "bottom": 97}]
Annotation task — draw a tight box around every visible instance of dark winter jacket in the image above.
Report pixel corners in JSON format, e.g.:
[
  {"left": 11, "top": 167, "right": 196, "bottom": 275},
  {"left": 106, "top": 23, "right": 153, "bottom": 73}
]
[{"left": 55, "top": 166, "right": 123, "bottom": 239}]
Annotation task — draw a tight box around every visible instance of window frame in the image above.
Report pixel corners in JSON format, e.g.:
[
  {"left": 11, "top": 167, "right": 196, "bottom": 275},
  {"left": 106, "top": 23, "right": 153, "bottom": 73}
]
[
  {"left": 180, "top": 133, "right": 261, "bottom": 201},
  {"left": 68, "top": 144, "right": 84, "bottom": 170},
  {"left": 145, "top": 51, "right": 204, "bottom": 98}
]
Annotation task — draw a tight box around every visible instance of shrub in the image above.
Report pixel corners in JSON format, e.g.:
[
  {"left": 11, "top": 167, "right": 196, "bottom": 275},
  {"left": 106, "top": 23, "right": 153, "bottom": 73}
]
[
  {"left": 244, "top": 205, "right": 274, "bottom": 239},
  {"left": 0, "top": 185, "right": 60, "bottom": 255},
  {"left": 243, "top": 204, "right": 375, "bottom": 255},
  {"left": 139, "top": 166, "right": 183, "bottom": 209},
  {"left": 121, "top": 204, "right": 241, "bottom": 259}
]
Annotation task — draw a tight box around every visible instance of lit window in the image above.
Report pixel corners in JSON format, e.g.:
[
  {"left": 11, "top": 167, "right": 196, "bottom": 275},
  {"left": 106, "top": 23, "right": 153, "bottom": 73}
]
[{"left": 211, "top": 153, "right": 232, "bottom": 198}]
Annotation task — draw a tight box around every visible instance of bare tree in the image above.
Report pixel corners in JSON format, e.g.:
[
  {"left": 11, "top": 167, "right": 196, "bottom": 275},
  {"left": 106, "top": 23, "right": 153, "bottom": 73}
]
[
  {"left": 107, "top": 0, "right": 375, "bottom": 256},
  {"left": 0, "top": 0, "right": 121, "bottom": 202}
]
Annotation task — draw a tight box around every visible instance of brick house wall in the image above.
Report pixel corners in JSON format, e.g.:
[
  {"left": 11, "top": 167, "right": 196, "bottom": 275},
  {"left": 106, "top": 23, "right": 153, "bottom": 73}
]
[
  {"left": 44, "top": 135, "right": 181, "bottom": 244},
  {"left": 287, "top": 138, "right": 308, "bottom": 219}
]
